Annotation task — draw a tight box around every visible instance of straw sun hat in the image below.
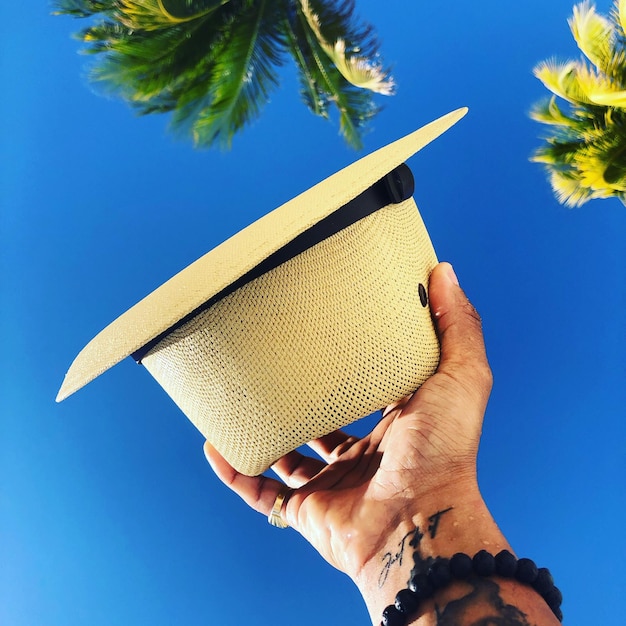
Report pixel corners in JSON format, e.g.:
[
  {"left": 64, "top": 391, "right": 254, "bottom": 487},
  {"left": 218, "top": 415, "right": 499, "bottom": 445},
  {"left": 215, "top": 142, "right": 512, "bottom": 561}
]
[{"left": 57, "top": 108, "right": 468, "bottom": 476}]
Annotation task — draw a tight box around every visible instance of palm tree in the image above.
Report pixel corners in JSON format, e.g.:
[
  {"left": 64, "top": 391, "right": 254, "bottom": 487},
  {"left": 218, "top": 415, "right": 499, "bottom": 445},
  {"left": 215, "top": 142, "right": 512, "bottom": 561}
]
[
  {"left": 531, "top": 0, "right": 626, "bottom": 207},
  {"left": 54, "top": 0, "right": 394, "bottom": 149}
]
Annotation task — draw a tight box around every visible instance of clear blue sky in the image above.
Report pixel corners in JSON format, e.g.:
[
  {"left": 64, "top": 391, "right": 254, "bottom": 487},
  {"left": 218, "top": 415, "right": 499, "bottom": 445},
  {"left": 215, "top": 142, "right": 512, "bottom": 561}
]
[{"left": 2, "top": 1, "right": 624, "bottom": 625}]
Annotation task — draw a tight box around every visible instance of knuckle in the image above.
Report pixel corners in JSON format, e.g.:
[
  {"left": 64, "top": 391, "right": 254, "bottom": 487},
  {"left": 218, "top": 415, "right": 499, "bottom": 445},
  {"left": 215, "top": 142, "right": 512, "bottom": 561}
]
[
  {"left": 459, "top": 299, "right": 492, "bottom": 389},
  {"left": 330, "top": 436, "right": 358, "bottom": 460},
  {"left": 461, "top": 298, "right": 483, "bottom": 328},
  {"left": 461, "top": 320, "right": 491, "bottom": 380},
  {"left": 476, "top": 359, "right": 493, "bottom": 392}
]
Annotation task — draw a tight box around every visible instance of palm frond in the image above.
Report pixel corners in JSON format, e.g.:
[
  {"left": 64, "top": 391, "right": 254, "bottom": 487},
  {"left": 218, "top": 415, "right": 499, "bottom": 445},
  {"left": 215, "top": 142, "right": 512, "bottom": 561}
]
[
  {"left": 614, "top": 0, "right": 626, "bottom": 36},
  {"left": 533, "top": 59, "right": 594, "bottom": 105},
  {"left": 530, "top": 96, "right": 583, "bottom": 128},
  {"left": 189, "top": 0, "right": 288, "bottom": 147},
  {"left": 609, "top": 0, "right": 626, "bottom": 84},
  {"left": 53, "top": 0, "right": 228, "bottom": 23},
  {"left": 549, "top": 169, "right": 606, "bottom": 207},
  {"left": 574, "top": 61, "right": 626, "bottom": 105},
  {"left": 570, "top": 1, "right": 615, "bottom": 72},
  {"left": 55, "top": 0, "right": 394, "bottom": 149},
  {"left": 531, "top": 1, "right": 626, "bottom": 207},
  {"left": 160, "top": 0, "right": 233, "bottom": 21},
  {"left": 114, "top": 0, "right": 231, "bottom": 30},
  {"left": 284, "top": 0, "right": 386, "bottom": 148},
  {"left": 52, "top": 1, "right": 112, "bottom": 17},
  {"left": 531, "top": 106, "right": 626, "bottom": 206},
  {"left": 58, "top": 0, "right": 285, "bottom": 148},
  {"left": 586, "top": 87, "right": 626, "bottom": 106},
  {"left": 299, "top": 0, "right": 394, "bottom": 94},
  {"left": 81, "top": 13, "right": 229, "bottom": 100}
]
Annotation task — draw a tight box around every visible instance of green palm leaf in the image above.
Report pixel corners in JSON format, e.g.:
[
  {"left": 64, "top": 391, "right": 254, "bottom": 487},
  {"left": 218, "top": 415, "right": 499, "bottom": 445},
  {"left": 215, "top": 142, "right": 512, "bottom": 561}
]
[
  {"left": 53, "top": 1, "right": 110, "bottom": 18},
  {"left": 283, "top": 0, "right": 392, "bottom": 148},
  {"left": 54, "top": 0, "right": 394, "bottom": 149},
  {"left": 299, "top": 0, "right": 393, "bottom": 95},
  {"left": 188, "top": 0, "right": 288, "bottom": 147},
  {"left": 160, "top": 0, "right": 232, "bottom": 21}
]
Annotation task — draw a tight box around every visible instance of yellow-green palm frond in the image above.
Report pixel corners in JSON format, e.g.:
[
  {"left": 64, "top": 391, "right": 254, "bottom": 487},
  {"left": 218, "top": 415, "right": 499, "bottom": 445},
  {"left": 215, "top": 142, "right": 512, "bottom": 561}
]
[
  {"left": 574, "top": 61, "right": 626, "bottom": 106},
  {"left": 115, "top": 0, "right": 167, "bottom": 30},
  {"left": 531, "top": 108, "right": 626, "bottom": 207},
  {"left": 115, "top": 0, "right": 231, "bottom": 31},
  {"left": 586, "top": 88, "right": 626, "bottom": 105},
  {"left": 300, "top": 0, "right": 394, "bottom": 95},
  {"left": 575, "top": 127, "right": 626, "bottom": 195},
  {"left": 548, "top": 152, "right": 626, "bottom": 207},
  {"left": 530, "top": 96, "right": 585, "bottom": 128},
  {"left": 52, "top": 1, "right": 111, "bottom": 17},
  {"left": 613, "top": 0, "right": 626, "bottom": 36},
  {"left": 533, "top": 59, "right": 594, "bottom": 105},
  {"left": 282, "top": 0, "right": 393, "bottom": 148},
  {"left": 570, "top": 0, "right": 615, "bottom": 72},
  {"left": 550, "top": 169, "right": 601, "bottom": 207},
  {"left": 54, "top": 0, "right": 231, "bottom": 29},
  {"left": 531, "top": 0, "right": 626, "bottom": 207}
]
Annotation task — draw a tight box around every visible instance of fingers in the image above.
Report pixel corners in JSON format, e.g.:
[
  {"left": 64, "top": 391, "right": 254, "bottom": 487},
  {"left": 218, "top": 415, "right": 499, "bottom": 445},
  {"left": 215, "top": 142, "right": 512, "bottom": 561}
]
[
  {"left": 431, "top": 263, "right": 491, "bottom": 381},
  {"left": 274, "top": 430, "right": 365, "bottom": 484},
  {"left": 307, "top": 429, "right": 360, "bottom": 463},
  {"left": 272, "top": 450, "right": 325, "bottom": 487},
  {"left": 203, "top": 441, "right": 284, "bottom": 517},
  {"left": 407, "top": 262, "right": 492, "bottom": 412},
  {"left": 433, "top": 261, "right": 492, "bottom": 391}
]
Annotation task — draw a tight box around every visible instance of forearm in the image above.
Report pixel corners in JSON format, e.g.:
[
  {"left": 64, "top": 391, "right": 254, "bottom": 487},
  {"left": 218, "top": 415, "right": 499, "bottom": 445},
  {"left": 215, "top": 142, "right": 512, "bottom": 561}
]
[{"left": 353, "top": 484, "right": 561, "bottom": 626}]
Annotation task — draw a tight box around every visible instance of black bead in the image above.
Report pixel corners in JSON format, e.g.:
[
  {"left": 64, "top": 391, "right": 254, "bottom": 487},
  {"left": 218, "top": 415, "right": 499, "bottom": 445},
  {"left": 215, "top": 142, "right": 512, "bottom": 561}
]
[
  {"left": 395, "top": 588, "right": 420, "bottom": 615},
  {"left": 543, "top": 585, "right": 563, "bottom": 610},
  {"left": 532, "top": 568, "right": 555, "bottom": 595},
  {"left": 494, "top": 550, "right": 517, "bottom": 578},
  {"left": 450, "top": 553, "right": 473, "bottom": 579},
  {"left": 428, "top": 558, "right": 452, "bottom": 589},
  {"left": 473, "top": 550, "right": 496, "bottom": 577},
  {"left": 515, "top": 557, "right": 539, "bottom": 584},
  {"left": 382, "top": 552, "right": 563, "bottom": 626},
  {"left": 408, "top": 573, "right": 434, "bottom": 600},
  {"left": 382, "top": 604, "right": 405, "bottom": 626}
]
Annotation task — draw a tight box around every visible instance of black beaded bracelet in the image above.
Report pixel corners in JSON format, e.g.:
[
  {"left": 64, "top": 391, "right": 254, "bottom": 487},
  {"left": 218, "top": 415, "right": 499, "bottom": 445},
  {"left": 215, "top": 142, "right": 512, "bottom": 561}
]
[{"left": 381, "top": 550, "right": 563, "bottom": 626}]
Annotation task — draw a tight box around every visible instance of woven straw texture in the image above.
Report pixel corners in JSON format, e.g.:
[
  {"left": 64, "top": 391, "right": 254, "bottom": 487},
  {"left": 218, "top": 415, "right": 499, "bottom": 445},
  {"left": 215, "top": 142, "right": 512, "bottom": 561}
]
[
  {"left": 142, "top": 198, "right": 439, "bottom": 476},
  {"left": 56, "top": 108, "right": 466, "bottom": 403}
]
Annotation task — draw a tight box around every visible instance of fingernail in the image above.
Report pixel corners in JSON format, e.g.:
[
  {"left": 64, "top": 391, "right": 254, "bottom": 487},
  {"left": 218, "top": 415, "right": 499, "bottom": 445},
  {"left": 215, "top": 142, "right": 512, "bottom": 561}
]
[
  {"left": 203, "top": 441, "right": 212, "bottom": 463},
  {"left": 444, "top": 262, "right": 459, "bottom": 286}
]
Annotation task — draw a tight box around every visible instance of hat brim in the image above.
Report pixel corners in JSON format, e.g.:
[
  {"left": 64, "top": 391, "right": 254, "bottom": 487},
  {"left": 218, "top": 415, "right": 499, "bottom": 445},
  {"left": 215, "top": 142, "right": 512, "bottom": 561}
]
[{"left": 57, "top": 107, "right": 468, "bottom": 402}]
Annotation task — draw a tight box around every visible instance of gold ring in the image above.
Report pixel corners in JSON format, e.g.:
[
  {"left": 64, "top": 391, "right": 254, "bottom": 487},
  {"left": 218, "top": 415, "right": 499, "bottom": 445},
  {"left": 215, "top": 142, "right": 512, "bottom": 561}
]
[{"left": 268, "top": 487, "right": 291, "bottom": 529}]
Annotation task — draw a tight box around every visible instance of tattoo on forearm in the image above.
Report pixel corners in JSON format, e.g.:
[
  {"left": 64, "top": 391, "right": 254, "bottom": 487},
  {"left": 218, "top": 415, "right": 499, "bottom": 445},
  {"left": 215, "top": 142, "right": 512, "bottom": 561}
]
[
  {"left": 433, "top": 578, "right": 533, "bottom": 625},
  {"left": 428, "top": 507, "right": 453, "bottom": 539},
  {"left": 379, "top": 507, "right": 538, "bottom": 625},
  {"left": 378, "top": 508, "right": 452, "bottom": 588},
  {"left": 413, "top": 547, "right": 535, "bottom": 625},
  {"left": 409, "top": 526, "right": 424, "bottom": 548},
  {"left": 378, "top": 530, "right": 414, "bottom": 588}
]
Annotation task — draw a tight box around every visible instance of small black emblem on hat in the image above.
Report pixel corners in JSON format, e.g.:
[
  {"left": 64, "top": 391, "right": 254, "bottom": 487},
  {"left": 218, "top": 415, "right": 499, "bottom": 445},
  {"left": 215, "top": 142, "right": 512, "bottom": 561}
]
[{"left": 418, "top": 283, "right": 428, "bottom": 307}]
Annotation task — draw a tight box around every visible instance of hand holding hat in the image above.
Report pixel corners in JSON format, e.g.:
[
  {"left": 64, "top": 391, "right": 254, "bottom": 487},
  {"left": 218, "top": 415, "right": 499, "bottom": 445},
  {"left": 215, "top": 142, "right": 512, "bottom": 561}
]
[
  {"left": 203, "top": 260, "right": 491, "bottom": 566},
  {"left": 55, "top": 105, "right": 562, "bottom": 623},
  {"left": 203, "top": 263, "right": 561, "bottom": 626}
]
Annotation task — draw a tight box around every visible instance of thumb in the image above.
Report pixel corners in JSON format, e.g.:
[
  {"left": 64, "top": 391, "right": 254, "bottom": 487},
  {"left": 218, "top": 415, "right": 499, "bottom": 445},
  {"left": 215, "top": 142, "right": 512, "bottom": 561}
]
[{"left": 427, "top": 262, "right": 493, "bottom": 407}]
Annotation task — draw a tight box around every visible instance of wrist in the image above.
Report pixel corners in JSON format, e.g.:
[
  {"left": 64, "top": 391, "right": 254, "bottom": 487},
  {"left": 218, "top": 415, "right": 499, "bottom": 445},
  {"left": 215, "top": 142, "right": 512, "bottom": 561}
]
[{"left": 353, "top": 484, "right": 510, "bottom": 624}]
